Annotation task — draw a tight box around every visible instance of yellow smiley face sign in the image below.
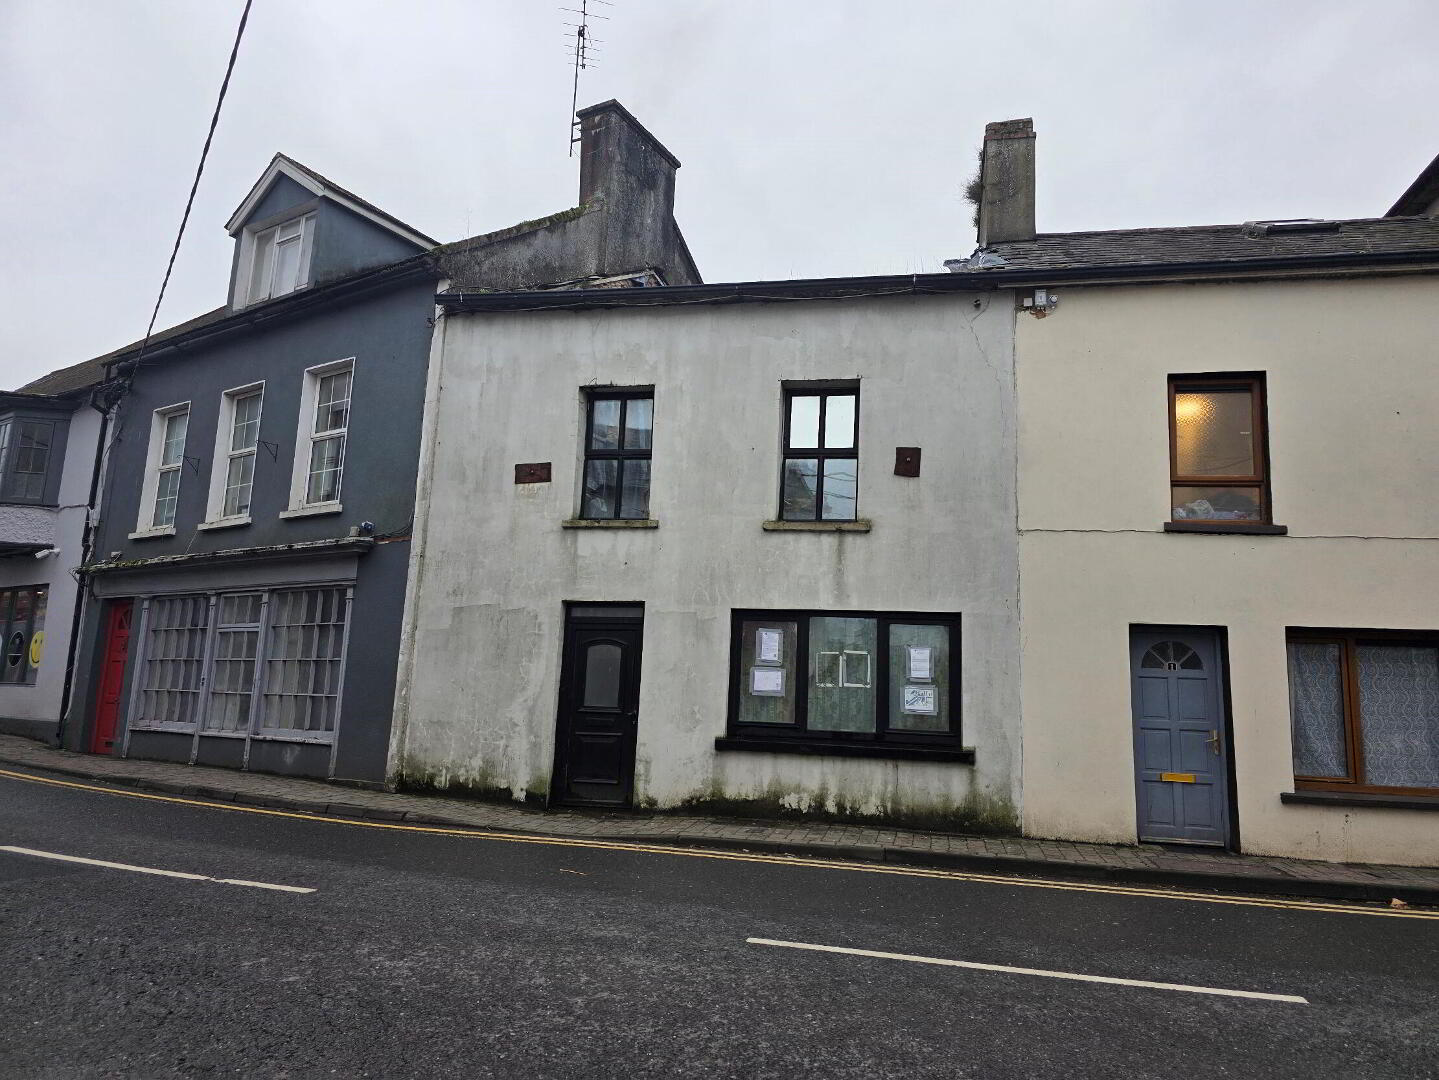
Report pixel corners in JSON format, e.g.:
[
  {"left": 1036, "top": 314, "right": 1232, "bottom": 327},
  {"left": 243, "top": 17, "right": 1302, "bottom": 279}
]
[{"left": 29, "top": 630, "right": 44, "bottom": 668}]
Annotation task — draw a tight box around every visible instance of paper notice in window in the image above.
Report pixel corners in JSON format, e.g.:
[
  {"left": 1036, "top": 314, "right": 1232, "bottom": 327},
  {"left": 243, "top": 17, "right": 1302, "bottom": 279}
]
[
  {"left": 902, "top": 685, "right": 938, "bottom": 715},
  {"left": 907, "top": 646, "right": 933, "bottom": 682},
  {"left": 750, "top": 667, "right": 785, "bottom": 696},
  {"left": 756, "top": 628, "right": 784, "bottom": 665}
]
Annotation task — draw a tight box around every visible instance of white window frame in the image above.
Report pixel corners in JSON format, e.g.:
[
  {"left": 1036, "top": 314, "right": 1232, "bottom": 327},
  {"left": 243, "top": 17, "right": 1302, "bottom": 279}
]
[
  {"left": 283, "top": 358, "right": 353, "bottom": 517},
  {"left": 236, "top": 213, "right": 315, "bottom": 308},
  {"left": 131, "top": 402, "right": 191, "bottom": 539},
  {"left": 202, "top": 382, "right": 265, "bottom": 529}
]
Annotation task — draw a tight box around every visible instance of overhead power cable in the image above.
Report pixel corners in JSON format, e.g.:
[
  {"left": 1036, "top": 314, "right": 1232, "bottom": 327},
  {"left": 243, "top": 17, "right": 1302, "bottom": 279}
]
[{"left": 130, "top": 0, "right": 255, "bottom": 376}]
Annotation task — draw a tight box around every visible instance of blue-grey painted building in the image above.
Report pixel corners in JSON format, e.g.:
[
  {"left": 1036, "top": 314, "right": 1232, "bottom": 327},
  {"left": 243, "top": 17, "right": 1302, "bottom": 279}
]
[{"left": 46, "top": 100, "right": 699, "bottom": 785}]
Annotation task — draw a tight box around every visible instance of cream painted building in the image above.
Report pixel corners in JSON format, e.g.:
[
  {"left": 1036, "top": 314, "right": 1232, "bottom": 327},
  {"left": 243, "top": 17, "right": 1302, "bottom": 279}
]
[{"left": 955, "top": 118, "right": 1439, "bottom": 866}]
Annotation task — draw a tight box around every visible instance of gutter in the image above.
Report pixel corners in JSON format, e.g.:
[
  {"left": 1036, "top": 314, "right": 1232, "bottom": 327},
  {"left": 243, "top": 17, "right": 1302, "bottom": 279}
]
[{"left": 434, "top": 249, "right": 1439, "bottom": 313}]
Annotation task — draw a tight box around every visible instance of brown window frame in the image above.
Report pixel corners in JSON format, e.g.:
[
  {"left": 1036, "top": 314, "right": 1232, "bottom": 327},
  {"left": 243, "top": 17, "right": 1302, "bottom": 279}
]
[
  {"left": 1289, "top": 628, "right": 1439, "bottom": 797},
  {"left": 1168, "top": 374, "right": 1271, "bottom": 524}
]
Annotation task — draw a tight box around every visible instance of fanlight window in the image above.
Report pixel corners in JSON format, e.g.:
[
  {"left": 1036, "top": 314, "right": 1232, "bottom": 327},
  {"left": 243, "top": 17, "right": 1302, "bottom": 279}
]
[{"left": 1141, "top": 641, "right": 1203, "bottom": 671}]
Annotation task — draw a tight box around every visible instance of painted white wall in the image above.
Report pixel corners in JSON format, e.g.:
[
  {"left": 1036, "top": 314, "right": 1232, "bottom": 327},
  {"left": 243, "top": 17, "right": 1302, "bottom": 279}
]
[
  {"left": 0, "top": 405, "right": 102, "bottom": 733},
  {"left": 393, "top": 292, "right": 1021, "bottom": 826},
  {"left": 1017, "top": 275, "right": 1439, "bottom": 866}
]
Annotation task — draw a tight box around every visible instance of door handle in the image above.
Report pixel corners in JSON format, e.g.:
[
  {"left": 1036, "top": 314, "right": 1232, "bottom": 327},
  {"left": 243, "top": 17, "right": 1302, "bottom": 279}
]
[{"left": 1205, "top": 730, "right": 1221, "bottom": 755}]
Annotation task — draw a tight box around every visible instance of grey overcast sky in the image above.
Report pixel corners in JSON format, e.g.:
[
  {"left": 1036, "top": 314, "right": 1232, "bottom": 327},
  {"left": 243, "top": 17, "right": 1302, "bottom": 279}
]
[{"left": 2, "top": 0, "right": 1436, "bottom": 388}]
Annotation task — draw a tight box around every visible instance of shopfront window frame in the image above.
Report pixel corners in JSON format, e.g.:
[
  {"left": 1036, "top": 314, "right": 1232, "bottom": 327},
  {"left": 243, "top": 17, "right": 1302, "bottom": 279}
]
[{"left": 726, "top": 608, "right": 961, "bottom": 749}]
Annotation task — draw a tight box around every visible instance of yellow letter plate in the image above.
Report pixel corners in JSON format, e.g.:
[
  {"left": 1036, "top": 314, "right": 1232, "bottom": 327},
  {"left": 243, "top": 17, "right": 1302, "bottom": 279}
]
[{"left": 1161, "top": 772, "right": 1197, "bottom": 783}]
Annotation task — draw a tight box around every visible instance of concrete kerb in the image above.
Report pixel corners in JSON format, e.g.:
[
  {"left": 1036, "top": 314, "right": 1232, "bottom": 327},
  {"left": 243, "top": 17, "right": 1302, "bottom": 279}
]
[{"left": 3, "top": 745, "right": 1436, "bottom": 908}]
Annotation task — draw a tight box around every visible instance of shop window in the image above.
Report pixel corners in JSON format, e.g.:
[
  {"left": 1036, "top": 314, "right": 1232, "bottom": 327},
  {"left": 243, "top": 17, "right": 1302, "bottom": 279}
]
[
  {"left": 1288, "top": 630, "right": 1439, "bottom": 795},
  {"left": 0, "top": 585, "right": 47, "bottom": 686},
  {"left": 729, "top": 609, "right": 959, "bottom": 746}
]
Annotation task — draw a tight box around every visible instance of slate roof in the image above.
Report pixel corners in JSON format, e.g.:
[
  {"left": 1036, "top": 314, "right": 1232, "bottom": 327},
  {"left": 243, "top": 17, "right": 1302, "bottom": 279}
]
[
  {"left": 967, "top": 216, "right": 1439, "bottom": 273},
  {"left": 15, "top": 306, "right": 231, "bottom": 395}
]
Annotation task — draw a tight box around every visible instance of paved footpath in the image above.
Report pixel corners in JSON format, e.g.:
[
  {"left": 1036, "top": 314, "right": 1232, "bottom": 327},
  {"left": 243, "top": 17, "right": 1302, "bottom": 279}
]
[{"left": 2, "top": 733, "right": 1436, "bottom": 905}]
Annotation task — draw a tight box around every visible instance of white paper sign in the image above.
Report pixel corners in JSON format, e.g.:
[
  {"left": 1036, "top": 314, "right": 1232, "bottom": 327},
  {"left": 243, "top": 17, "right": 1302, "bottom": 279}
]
[
  {"left": 750, "top": 667, "right": 785, "bottom": 696},
  {"left": 902, "top": 685, "right": 938, "bottom": 715},
  {"left": 907, "top": 645, "right": 933, "bottom": 682},
  {"left": 756, "top": 628, "right": 784, "bottom": 665}
]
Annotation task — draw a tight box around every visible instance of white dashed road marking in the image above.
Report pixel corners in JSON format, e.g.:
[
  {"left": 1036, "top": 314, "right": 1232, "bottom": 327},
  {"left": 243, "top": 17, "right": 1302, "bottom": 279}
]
[
  {"left": 0, "top": 845, "right": 316, "bottom": 893},
  {"left": 746, "top": 937, "right": 1309, "bottom": 1003}
]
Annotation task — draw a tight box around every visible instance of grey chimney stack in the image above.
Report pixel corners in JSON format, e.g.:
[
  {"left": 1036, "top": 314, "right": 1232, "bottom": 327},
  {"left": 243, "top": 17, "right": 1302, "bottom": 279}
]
[{"left": 976, "top": 118, "right": 1037, "bottom": 247}]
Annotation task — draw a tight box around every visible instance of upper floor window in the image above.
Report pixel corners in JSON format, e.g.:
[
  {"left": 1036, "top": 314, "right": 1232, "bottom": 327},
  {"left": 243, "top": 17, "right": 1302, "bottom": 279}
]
[
  {"left": 206, "top": 385, "right": 263, "bottom": 522},
  {"left": 288, "top": 360, "right": 352, "bottom": 511},
  {"left": 581, "top": 392, "right": 653, "bottom": 520},
  {"left": 245, "top": 214, "right": 315, "bottom": 306},
  {"left": 0, "top": 418, "right": 59, "bottom": 505},
  {"left": 1288, "top": 630, "right": 1439, "bottom": 795},
  {"left": 1169, "top": 375, "right": 1269, "bottom": 524},
  {"left": 141, "top": 405, "right": 190, "bottom": 531},
  {"left": 782, "top": 388, "right": 858, "bottom": 521}
]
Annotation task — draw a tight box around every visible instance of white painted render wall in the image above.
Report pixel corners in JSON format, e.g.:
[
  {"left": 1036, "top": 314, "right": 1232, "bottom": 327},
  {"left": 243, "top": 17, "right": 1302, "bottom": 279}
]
[
  {"left": 0, "top": 405, "right": 102, "bottom": 734},
  {"left": 1017, "top": 275, "right": 1439, "bottom": 866},
  {"left": 393, "top": 293, "right": 1021, "bottom": 826}
]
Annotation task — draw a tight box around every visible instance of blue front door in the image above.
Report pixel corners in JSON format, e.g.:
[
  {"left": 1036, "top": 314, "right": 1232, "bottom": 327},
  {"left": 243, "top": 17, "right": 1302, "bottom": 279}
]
[{"left": 1130, "top": 629, "right": 1231, "bottom": 847}]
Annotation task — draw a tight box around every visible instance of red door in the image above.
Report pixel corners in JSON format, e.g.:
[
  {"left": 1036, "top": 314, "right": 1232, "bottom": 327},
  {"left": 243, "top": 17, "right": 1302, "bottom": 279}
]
[{"left": 91, "top": 600, "right": 134, "bottom": 755}]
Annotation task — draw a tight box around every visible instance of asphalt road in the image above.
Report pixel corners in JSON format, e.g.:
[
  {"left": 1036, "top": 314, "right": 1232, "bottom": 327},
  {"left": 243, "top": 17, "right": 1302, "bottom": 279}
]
[{"left": 2, "top": 768, "right": 1437, "bottom": 1080}]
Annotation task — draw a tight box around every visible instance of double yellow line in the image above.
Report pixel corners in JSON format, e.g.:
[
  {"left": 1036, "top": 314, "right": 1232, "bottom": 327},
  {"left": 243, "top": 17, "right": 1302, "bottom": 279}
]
[{"left": 3, "top": 766, "right": 1436, "bottom": 921}]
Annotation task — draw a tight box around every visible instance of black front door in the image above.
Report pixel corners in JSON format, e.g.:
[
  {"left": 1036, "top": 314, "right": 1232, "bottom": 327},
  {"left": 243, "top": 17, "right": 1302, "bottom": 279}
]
[{"left": 553, "top": 610, "right": 643, "bottom": 808}]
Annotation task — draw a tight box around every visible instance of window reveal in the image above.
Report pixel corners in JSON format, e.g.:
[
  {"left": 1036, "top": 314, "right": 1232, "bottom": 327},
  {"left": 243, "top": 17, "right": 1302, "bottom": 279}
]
[
  {"left": 782, "top": 389, "right": 858, "bottom": 522},
  {"left": 1288, "top": 631, "right": 1439, "bottom": 795},
  {"left": 729, "top": 611, "right": 958, "bottom": 745},
  {"left": 581, "top": 392, "right": 653, "bottom": 520},
  {"left": 1169, "top": 375, "right": 1269, "bottom": 523}
]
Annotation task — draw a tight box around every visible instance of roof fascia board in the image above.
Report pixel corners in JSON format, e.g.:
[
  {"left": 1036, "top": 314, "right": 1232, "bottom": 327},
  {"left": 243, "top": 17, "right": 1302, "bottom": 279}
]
[
  {"left": 434, "top": 252, "right": 1439, "bottom": 313},
  {"left": 226, "top": 156, "right": 435, "bottom": 248}
]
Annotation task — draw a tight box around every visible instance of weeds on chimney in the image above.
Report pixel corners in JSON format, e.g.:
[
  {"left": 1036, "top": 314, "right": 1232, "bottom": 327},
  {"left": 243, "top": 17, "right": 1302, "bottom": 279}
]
[{"left": 962, "top": 148, "right": 983, "bottom": 229}]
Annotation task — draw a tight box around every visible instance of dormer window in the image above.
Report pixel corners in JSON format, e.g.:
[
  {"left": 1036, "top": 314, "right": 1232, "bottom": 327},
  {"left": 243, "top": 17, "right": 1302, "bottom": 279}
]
[{"left": 244, "top": 214, "right": 315, "bottom": 306}]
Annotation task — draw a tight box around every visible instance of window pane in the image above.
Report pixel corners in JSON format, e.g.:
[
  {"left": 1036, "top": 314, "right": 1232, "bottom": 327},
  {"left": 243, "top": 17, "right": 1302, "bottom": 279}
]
[
  {"left": 623, "top": 397, "right": 653, "bottom": 450},
  {"left": 619, "top": 459, "right": 650, "bottom": 519},
  {"left": 1171, "top": 486, "right": 1263, "bottom": 522},
  {"left": 223, "top": 453, "right": 255, "bottom": 517},
  {"left": 306, "top": 434, "right": 344, "bottom": 504},
  {"left": 161, "top": 412, "right": 188, "bottom": 467},
  {"left": 589, "top": 398, "right": 621, "bottom": 450},
  {"left": 249, "top": 227, "right": 276, "bottom": 301},
  {"left": 889, "top": 624, "right": 951, "bottom": 732},
  {"left": 314, "top": 372, "right": 351, "bottom": 433},
  {"left": 808, "top": 617, "right": 877, "bottom": 733},
  {"left": 1287, "top": 642, "right": 1349, "bottom": 778},
  {"left": 737, "top": 620, "right": 798, "bottom": 726},
  {"left": 788, "top": 395, "right": 820, "bottom": 449},
  {"left": 153, "top": 468, "right": 180, "bottom": 527},
  {"left": 820, "top": 459, "right": 858, "bottom": 521},
  {"left": 581, "top": 641, "right": 623, "bottom": 708},
  {"left": 231, "top": 393, "right": 261, "bottom": 451},
  {"left": 1173, "top": 389, "right": 1255, "bottom": 477},
  {"left": 261, "top": 587, "right": 346, "bottom": 735},
  {"left": 9, "top": 422, "right": 52, "bottom": 501},
  {"left": 580, "top": 459, "right": 618, "bottom": 519},
  {"left": 273, "top": 234, "right": 302, "bottom": 296},
  {"left": 781, "top": 458, "right": 818, "bottom": 520},
  {"left": 823, "top": 394, "right": 856, "bottom": 449},
  {"left": 1356, "top": 644, "right": 1439, "bottom": 789},
  {"left": 138, "top": 595, "right": 210, "bottom": 729}
]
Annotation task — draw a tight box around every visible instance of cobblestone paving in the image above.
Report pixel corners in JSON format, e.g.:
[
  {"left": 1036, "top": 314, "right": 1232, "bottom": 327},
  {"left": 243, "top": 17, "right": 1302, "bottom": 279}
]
[{"left": 2, "top": 734, "right": 1435, "bottom": 899}]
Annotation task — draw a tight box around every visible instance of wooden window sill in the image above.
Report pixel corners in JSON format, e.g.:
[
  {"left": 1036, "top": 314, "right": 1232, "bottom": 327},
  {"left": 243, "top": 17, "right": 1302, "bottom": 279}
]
[
  {"left": 715, "top": 736, "right": 972, "bottom": 763},
  {"left": 197, "top": 515, "right": 251, "bottom": 532},
  {"left": 280, "top": 503, "right": 343, "bottom": 520},
  {"left": 762, "top": 519, "right": 872, "bottom": 533},
  {"left": 561, "top": 519, "right": 659, "bottom": 529},
  {"left": 1164, "top": 522, "right": 1288, "bottom": 535},
  {"left": 127, "top": 526, "right": 176, "bottom": 541},
  {"left": 1281, "top": 790, "right": 1439, "bottom": 812}
]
